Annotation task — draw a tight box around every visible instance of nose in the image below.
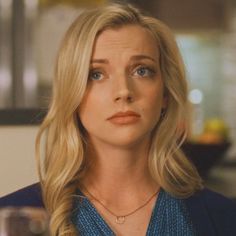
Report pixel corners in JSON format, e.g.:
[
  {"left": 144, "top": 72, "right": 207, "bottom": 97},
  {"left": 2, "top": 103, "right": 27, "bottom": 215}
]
[{"left": 113, "top": 75, "right": 134, "bottom": 103}]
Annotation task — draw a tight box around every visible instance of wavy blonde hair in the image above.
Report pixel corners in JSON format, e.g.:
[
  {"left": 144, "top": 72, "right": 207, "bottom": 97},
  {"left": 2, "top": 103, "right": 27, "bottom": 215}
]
[{"left": 36, "top": 3, "right": 203, "bottom": 235}]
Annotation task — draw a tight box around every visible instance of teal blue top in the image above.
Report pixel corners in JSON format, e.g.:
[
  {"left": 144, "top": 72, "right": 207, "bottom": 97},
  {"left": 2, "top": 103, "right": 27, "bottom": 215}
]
[
  {"left": 1, "top": 183, "right": 235, "bottom": 235},
  {"left": 71, "top": 189, "right": 196, "bottom": 235}
]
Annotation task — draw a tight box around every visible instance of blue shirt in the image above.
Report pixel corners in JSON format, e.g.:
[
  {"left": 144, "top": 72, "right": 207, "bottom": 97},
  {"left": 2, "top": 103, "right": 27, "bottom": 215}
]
[
  {"left": 72, "top": 189, "right": 196, "bottom": 235},
  {"left": 1, "top": 184, "right": 236, "bottom": 235}
]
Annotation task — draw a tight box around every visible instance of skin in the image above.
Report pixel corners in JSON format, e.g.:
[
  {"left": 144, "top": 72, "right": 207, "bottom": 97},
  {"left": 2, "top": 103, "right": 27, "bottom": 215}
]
[{"left": 78, "top": 25, "right": 167, "bottom": 235}]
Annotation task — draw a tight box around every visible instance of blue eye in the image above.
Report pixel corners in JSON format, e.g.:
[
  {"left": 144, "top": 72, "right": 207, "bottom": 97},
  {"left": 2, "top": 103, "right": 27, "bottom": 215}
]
[
  {"left": 137, "top": 67, "right": 148, "bottom": 76},
  {"left": 134, "top": 66, "right": 155, "bottom": 78},
  {"left": 89, "top": 71, "right": 103, "bottom": 81}
]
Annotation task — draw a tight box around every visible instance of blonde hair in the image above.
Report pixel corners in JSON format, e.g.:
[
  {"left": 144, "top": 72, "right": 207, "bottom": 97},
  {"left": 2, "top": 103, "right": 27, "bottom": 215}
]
[{"left": 36, "top": 3, "right": 202, "bottom": 235}]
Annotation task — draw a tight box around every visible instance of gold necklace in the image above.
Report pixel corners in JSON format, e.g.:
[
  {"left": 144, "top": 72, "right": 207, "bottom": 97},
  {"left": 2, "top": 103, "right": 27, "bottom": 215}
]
[{"left": 83, "top": 186, "right": 159, "bottom": 224}]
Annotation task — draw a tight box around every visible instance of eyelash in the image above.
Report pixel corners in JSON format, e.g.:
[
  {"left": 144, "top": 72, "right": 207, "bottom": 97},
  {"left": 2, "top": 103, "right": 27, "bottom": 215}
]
[
  {"left": 132, "top": 65, "right": 156, "bottom": 78},
  {"left": 89, "top": 69, "right": 105, "bottom": 81},
  {"left": 88, "top": 65, "right": 157, "bottom": 81}
]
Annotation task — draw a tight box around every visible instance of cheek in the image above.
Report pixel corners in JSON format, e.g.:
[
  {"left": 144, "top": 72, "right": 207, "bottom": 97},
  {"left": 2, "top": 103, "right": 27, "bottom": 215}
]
[
  {"left": 78, "top": 88, "right": 107, "bottom": 125},
  {"left": 143, "top": 88, "right": 165, "bottom": 122},
  {"left": 145, "top": 85, "right": 165, "bottom": 108},
  {"left": 149, "top": 97, "right": 163, "bottom": 117},
  {"left": 79, "top": 98, "right": 96, "bottom": 125}
]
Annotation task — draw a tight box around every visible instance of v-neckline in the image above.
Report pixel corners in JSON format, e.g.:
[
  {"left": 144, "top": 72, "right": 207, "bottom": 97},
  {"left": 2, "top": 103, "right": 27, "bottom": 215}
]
[{"left": 75, "top": 188, "right": 164, "bottom": 235}]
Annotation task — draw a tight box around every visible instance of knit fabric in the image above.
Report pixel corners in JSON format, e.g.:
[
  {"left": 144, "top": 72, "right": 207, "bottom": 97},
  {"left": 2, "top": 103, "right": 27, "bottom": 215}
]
[{"left": 71, "top": 189, "right": 196, "bottom": 235}]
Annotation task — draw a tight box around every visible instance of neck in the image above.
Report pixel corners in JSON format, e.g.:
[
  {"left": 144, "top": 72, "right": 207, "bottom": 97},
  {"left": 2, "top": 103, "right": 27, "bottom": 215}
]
[{"left": 80, "top": 138, "right": 158, "bottom": 202}]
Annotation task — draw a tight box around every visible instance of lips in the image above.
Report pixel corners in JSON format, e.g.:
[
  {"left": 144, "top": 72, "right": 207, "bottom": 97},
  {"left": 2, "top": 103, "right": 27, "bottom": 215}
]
[{"left": 107, "top": 111, "right": 140, "bottom": 125}]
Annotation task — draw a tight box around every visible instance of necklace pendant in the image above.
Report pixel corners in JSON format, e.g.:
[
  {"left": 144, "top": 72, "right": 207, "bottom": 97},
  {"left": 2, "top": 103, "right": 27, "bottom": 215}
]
[{"left": 116, "top": 216, "right": 125, "bottom": 224}]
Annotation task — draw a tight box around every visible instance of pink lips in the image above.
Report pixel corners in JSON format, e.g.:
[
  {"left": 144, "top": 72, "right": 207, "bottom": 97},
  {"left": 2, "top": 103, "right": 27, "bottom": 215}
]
[{"left": 107, "top": 111, "right": 140, "bottom": 125}]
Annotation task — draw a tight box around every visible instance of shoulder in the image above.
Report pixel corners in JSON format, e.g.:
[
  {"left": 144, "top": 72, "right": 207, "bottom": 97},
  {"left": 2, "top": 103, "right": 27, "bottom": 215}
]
[
  {"left": 0, "top": 183, "right": 44, "bottom": 208},
  {"left": 184, "top": 188, "right": 236, "bottom": 236},
  {"left": 187, "top": 188, "right": 236, "bottom": 213}
]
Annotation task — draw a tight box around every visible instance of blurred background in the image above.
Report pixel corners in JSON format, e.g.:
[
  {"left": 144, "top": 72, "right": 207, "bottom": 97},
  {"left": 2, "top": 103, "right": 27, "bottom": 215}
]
[{"left": 0, "top": 0, "right": 235, "bottom": 198}]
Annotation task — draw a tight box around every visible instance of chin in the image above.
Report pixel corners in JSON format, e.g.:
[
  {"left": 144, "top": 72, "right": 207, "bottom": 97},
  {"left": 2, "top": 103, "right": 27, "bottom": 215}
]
[
  {"left": 105, "top": 132, "right": 151, "bottom": 149},
  {"left": 87, "top": 125, "right": 153, "bottom": 149}
]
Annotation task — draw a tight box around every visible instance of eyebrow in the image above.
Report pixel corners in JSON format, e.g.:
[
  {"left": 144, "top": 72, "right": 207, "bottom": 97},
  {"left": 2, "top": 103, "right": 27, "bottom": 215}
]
[
  {"left": 90, "top": 55, "right": 157, "bottom": 64},
  {"left": 130, "top": 55, "right": 157, "bottom": 63},
  {"left": 90, "top": 59, "right": 109, "bottom": 64}
]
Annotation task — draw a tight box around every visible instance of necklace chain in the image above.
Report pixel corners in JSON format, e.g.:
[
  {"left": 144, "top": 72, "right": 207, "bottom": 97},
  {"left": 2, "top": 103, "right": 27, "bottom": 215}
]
[{"left": 83, "top": 186, "right": 159, "bottom": 224}]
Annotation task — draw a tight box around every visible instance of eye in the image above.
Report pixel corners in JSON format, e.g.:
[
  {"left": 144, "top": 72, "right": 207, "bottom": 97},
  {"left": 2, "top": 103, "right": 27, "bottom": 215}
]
[
  {"left": 133, "top": 66, "right": 155, "bottom": 78},
  {"left": 89, "top": 70, "right": 104, "bottom": 81}
]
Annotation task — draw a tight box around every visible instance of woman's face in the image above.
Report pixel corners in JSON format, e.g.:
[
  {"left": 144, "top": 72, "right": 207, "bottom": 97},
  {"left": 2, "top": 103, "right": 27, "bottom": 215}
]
[{"left": 78, "top": 25, "right": 167, "bottom": 148}]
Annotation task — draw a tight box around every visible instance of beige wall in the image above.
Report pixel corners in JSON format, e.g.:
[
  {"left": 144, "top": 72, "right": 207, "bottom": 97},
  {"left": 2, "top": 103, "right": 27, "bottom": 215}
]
[{"left": 0, "top": 126, "right": 39, "bottom": 197}]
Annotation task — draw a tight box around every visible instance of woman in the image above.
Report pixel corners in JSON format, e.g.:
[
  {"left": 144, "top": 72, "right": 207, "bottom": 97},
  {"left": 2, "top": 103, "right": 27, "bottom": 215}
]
[{"left": 1, "top": 3, "right": 236, "bottom": 236}]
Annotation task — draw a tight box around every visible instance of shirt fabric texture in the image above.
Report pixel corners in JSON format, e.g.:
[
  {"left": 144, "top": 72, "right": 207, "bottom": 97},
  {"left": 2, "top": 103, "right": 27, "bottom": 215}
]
[
  {"left": 0, "top": 183, "right": 236, "bottom": 236},
  {"left": 71, "top": 188, "right": 195, "bottom": 235}
]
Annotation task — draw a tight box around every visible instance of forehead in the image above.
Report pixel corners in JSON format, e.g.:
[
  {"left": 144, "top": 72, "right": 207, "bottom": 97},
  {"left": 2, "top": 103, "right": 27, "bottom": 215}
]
[{"left": 92, "top": 25, "right": 159, "bottom": 60}]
